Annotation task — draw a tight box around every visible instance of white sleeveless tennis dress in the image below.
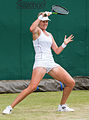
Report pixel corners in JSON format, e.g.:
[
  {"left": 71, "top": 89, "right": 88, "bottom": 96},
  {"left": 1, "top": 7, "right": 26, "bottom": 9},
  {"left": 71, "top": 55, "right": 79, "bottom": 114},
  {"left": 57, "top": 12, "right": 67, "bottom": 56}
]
[{"left": 33, "top": 29, "right": 60, "bottom": 73}]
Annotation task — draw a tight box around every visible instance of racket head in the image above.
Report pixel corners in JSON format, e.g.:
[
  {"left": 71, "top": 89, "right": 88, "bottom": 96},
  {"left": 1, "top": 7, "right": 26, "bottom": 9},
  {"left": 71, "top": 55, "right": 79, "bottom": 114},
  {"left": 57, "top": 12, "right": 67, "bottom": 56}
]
[{"left": 52, "top": 5, "right": 69, "bottom": 15}]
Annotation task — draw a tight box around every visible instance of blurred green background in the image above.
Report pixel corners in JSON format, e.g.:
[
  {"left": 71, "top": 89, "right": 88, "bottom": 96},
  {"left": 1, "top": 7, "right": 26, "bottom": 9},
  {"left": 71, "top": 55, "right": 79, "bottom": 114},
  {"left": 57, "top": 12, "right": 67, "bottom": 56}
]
[{"left": 0, "top": 0, "right": 89, "bottom": 80}]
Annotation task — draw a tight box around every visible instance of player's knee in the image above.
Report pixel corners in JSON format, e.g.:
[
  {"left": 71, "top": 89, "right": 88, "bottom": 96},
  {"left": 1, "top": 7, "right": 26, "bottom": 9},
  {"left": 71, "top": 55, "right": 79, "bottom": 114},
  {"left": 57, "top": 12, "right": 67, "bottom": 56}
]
[
  {"left": 66, "top": 79, "right": 75, "bottom": 88},
  {"left": 28, "top": 84, "right": 37, "bottom": 92},
  {"left": 25, "top": 85, "right": 37, "bottom": 94},
  {"left": 70, "top": 79, "right": 75, "bottom": 88},
  {"left": 31, "top": 85, "right": 37, "bottom": 91}
]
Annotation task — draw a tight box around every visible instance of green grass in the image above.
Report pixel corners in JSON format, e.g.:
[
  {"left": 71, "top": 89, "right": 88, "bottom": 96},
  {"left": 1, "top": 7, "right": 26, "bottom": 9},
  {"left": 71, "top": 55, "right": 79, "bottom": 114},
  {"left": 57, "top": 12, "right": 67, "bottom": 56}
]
[{"left": 0, "top": 90, "right": 89, "bottom": 120}]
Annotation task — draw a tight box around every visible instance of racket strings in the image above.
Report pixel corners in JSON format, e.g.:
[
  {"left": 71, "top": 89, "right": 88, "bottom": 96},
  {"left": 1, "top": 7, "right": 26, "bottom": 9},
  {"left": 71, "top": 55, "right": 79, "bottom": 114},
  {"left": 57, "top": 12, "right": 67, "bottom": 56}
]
[{"left": 52, "top": 5, "right": 69, "bottom": 15}]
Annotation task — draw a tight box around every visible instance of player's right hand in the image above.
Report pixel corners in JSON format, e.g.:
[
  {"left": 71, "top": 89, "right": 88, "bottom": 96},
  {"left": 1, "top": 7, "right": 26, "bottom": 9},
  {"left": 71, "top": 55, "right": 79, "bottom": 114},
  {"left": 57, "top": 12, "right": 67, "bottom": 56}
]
[{"left": 42, "top": 11, "right": 52, "bottom": 17}]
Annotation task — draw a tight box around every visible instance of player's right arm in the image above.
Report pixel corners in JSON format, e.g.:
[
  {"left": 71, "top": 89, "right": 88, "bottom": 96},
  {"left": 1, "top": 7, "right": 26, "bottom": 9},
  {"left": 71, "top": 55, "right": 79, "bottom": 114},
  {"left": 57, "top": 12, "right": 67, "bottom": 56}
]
[
  {"left": 30, "top": 12, "right": 51, "bottom": 40},
  {"left": 30, "top": 12, "right": 46, "bottom": 40},
  {"left": 30, "top": 18, "right": 41, "bottom": 40}
]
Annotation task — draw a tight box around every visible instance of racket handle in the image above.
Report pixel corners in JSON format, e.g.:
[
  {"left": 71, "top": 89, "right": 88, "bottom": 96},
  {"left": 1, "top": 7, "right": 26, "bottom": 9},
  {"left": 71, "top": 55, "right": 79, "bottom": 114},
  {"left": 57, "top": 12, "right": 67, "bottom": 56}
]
[{"left": 52, "top": 12, "right": 58, "bottom": 14}]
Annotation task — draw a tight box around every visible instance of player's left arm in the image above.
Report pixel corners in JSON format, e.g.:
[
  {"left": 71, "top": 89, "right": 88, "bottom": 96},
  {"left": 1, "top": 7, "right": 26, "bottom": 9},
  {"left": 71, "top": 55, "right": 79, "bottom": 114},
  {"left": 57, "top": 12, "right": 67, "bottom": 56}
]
[{"left": 51, "top": 34, "right": 74, "bottom": 55}]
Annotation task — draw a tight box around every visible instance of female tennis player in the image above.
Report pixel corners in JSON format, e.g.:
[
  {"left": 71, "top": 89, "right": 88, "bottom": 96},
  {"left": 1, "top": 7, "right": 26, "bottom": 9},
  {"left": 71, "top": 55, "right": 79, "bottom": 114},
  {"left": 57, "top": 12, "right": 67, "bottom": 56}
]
[{"left": 3, "top": 11, "right": 75, "bottom": 114}]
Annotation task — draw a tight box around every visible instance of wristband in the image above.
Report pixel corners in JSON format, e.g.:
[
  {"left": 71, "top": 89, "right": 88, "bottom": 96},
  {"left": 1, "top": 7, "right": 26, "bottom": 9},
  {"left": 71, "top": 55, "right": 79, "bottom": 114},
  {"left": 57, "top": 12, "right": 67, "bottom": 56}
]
[
  {"left": 38, "top": 15, "right": 43, "bottom": 20},
  {"left": 61, "top": 42, "right": 67, "bottom": 48}
]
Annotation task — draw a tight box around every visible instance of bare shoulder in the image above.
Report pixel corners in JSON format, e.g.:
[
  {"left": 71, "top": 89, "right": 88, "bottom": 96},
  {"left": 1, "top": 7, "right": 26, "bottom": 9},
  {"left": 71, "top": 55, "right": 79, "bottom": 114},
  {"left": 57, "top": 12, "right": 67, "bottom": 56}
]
[
  {"left": 47, "top": 32, "right": 54, "bottom": 40},
  {"left": 46, "top": 31, "right": 53, "bottom": 37},
  {"left": 46, "top": 31, "right": 51, "bottom": 35}
]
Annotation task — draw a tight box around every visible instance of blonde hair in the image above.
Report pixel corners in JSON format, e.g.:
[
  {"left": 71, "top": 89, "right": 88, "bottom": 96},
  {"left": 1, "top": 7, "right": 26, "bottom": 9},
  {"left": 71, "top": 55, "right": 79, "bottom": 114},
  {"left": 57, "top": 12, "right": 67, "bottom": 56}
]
[{"left": 38, "top": 12, "right": 43, "bottom": 17}]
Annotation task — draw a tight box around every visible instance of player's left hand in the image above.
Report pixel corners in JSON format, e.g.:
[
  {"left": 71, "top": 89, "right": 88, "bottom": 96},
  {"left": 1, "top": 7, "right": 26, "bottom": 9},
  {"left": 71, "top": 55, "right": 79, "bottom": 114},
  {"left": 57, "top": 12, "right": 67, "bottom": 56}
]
[{"left": 64, "top": 34, "right": 74, "bottom": 45}]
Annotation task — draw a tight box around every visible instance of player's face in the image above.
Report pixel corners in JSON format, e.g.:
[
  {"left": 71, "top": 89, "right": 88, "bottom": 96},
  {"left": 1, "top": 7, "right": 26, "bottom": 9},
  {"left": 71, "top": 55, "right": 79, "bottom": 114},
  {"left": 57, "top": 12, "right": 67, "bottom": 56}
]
[{"left": 39, "top": 20, "right": 48, "bottom": 30}]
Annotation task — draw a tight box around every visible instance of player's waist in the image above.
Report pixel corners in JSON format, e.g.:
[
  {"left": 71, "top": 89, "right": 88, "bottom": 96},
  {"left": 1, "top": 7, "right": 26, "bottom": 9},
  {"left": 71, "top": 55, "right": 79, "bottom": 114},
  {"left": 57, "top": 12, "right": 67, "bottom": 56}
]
[{"left": 35, "top": 53, "right": 53, "bottom": 60}]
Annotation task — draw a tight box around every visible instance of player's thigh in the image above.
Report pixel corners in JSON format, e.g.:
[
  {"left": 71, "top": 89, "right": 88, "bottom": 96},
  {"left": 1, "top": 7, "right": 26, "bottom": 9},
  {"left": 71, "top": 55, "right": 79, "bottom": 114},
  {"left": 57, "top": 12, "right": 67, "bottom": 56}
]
[
  {"left": 29, "top": 67, "right": 46, "bottom": 87},
  {"left": 48, "top": 66, "right": 75, "bottom": 87}
]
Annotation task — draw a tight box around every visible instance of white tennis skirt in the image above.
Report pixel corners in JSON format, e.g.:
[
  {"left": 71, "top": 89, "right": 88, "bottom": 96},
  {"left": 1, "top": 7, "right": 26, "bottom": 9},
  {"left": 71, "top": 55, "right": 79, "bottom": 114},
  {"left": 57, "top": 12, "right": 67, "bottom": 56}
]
[{"left": 33, "top": 59, "right": 60, "bottom": 73}]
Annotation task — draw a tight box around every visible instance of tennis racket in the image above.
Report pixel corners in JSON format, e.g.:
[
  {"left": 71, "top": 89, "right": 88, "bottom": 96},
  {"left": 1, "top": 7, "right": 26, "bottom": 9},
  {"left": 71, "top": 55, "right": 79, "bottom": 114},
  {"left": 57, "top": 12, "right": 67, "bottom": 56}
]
[
  {"left": 44, "top": 5, "right": 69, "bottom": 16},
  {"left": 51, "top": 5, "right": 69, "bottom": 15}
]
